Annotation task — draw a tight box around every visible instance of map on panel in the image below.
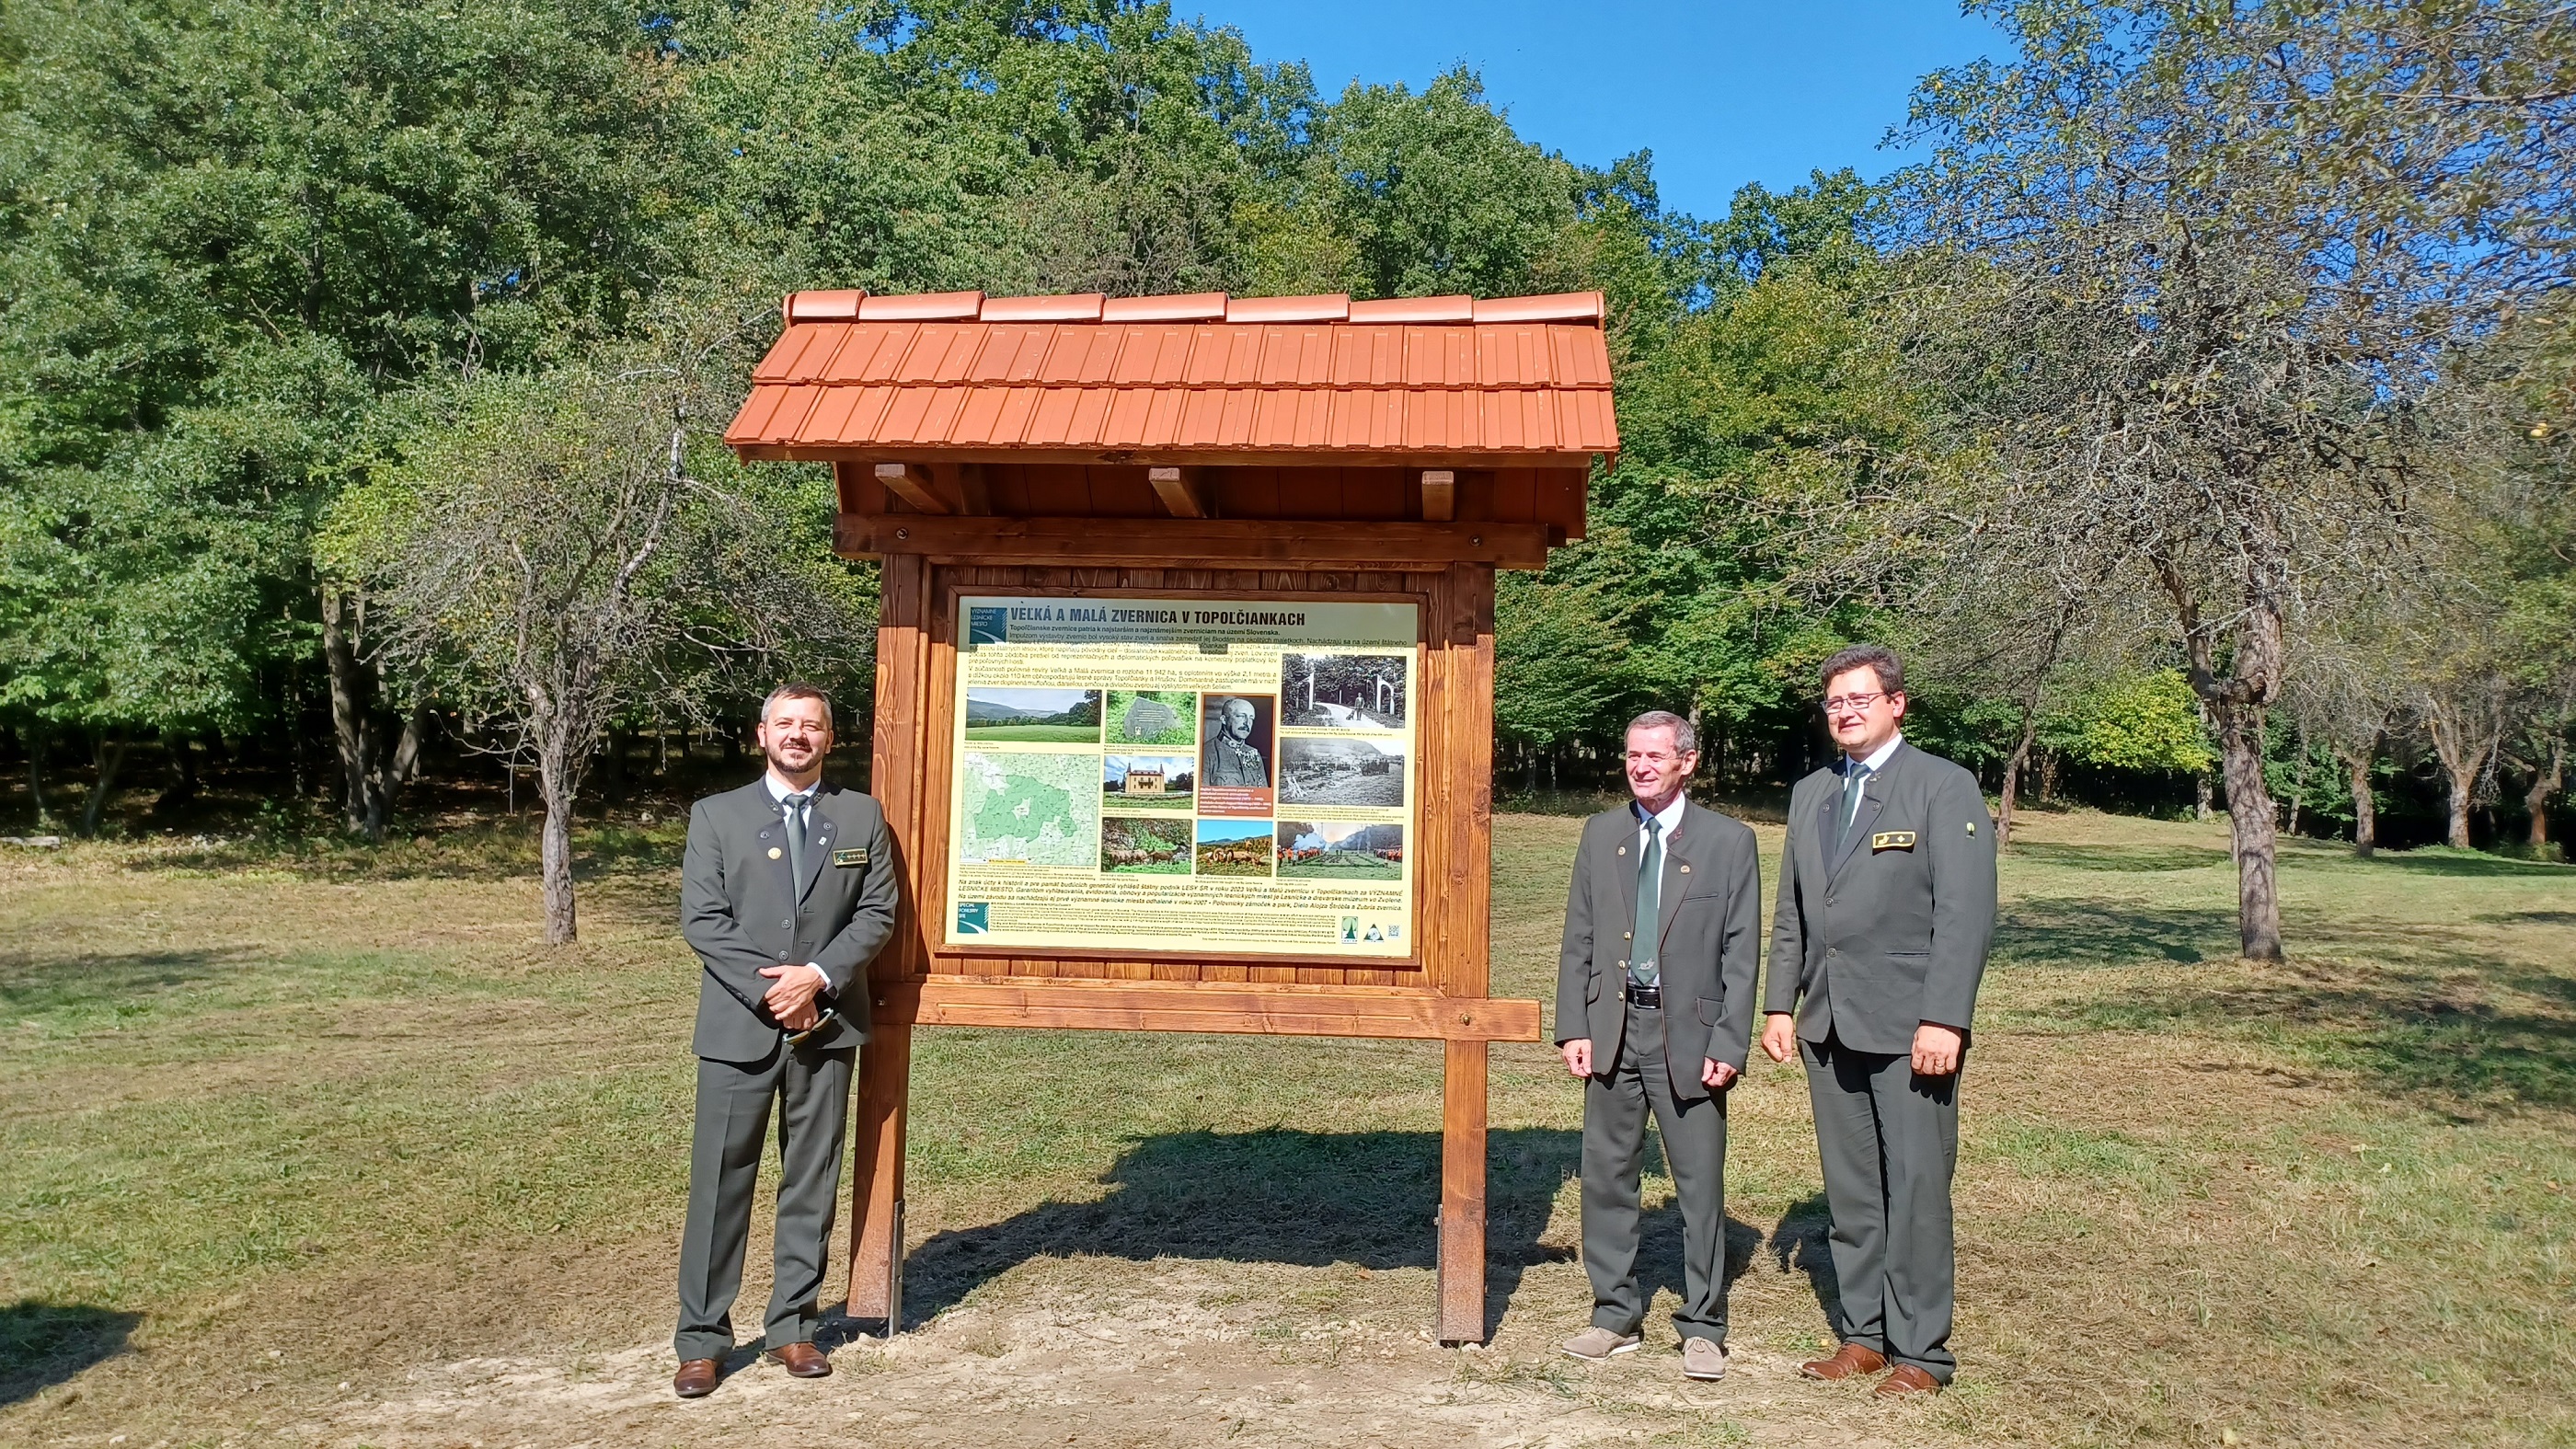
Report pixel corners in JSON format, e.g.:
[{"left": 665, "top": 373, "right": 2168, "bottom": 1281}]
[
  {"left": 944, "top": 595, "right": 1420, "bottom": 958},
  {"left": 957, "top": 750, "right": 1101, "bottom": 867}
]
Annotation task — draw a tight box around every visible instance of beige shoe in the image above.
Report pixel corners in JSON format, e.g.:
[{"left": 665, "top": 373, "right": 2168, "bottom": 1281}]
[
  {"left": 1560, "top": 1326, "right": 1643, "bottom": 1361},
  {"left": 1682, "top": 1337, "right": 1727, "bottom": 1381}
]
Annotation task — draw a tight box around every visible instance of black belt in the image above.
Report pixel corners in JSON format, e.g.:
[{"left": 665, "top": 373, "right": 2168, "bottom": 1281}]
[{"left": 1623, "top": 981, "right": 1662, "bottom": 1007}]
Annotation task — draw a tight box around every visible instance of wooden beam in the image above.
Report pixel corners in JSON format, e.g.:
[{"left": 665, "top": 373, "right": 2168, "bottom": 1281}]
[
  {"left": 1437, "top": 1039, "right": 1489, "bottom": 1342},
  {"left": 953, "top": 463, "right": 992, "bottom": 516},
  {"left": 874, "top": 462, "right": 951, "bottom": 515},
  {"left": 836, "top": 515, "right": 1551, "bottom": 571},
  {"left": 1420, "top": 469, "right": 1455, "bottom": 522},
  {"left": 1147, "top": 465, "right": 1211, "bottom": 519},
  {"left": 868, "top": 978, "right": 1543, "bottom": 1041}
]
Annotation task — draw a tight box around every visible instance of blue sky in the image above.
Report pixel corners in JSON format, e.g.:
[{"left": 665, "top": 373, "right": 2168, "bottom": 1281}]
[{"left": 1183, "top": 1, "right": 2006, "bottom": 223}]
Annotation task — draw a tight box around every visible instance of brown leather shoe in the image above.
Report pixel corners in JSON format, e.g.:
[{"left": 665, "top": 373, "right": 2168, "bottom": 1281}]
[
  {"left": 767, "top": 1341, "right": 832, "bottom": 1378},
  {"left": 1800, "top": 1342, "right": 1888, "bottom": 1381},
  {"left": 1875, "top": 1363, "right": 1943, "bottom": 1397},
  {"left": 673, "top": 1358, "right": 721, "bottom": 1398}
]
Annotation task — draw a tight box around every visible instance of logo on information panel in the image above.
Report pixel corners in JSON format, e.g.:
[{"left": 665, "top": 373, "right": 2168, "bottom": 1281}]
[
  {"left": 968, "top": 607, "right": 1009, "bottom": 647},
  {"left": 957, "top": 902, "right": 991, "bottom": 934}
]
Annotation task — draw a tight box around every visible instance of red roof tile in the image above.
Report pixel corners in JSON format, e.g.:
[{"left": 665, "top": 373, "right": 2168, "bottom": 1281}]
[{"left": 730, "top": 289, "right": 1616, "bottom": 463}]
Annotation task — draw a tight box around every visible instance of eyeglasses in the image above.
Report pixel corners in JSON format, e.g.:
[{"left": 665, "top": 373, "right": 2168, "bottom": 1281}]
[{"left": 1823, "top": 691, "right": 1892, "bottom": 713}]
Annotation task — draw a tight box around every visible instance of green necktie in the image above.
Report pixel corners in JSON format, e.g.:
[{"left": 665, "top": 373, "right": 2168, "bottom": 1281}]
[
  {"left": 1838, "top": 763, "right": 1867, "bottom": 850},
  {"left": 782, "top": 792, "right": 809, "bottom": 887},
  {"left": 1630, "top": 814, "right": 1662, "bottom": 988}
]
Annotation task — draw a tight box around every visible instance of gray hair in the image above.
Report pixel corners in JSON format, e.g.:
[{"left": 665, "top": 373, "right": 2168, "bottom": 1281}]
[
  {"left": 1818, "top": 644, "right": 1905, "bottom": 696},
  {"left": 1626, "top": 710, "right": 1697, "bottom": 754},
  {"left": 760, "top": 681, "right": 834, "bottom": 730}
]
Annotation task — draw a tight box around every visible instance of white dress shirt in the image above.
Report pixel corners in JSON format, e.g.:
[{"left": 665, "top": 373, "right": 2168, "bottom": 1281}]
[
  {"left": 764, "top": 771, "right": 833, "bottom": 992},
  {"left": 1840, "top": 731, "right": 1904, "bottom": 823},
  {"left": 1634, "top": 791, "right": 1688, "bottom": 853}
]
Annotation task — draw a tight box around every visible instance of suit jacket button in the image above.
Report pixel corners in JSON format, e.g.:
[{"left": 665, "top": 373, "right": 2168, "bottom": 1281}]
[{"left": 781, "top": 918, "right": 792, "bottom": 928}]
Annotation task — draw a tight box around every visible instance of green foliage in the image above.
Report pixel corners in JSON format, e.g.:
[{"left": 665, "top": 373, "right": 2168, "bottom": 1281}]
[{"left": 2039, "top": 672, "right": 2215, "bottom": 776}]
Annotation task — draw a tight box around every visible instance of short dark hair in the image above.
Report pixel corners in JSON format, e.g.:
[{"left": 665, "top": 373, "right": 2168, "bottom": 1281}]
[
  {"left": 1819, "top": 645, "right": 1904, "bottom": 696},
  {"left": 761, "top": 682, "right": 834, "bottom": 730},
  {"left": 1626, "top": 710, "right": 1698, "bottom": 755}
]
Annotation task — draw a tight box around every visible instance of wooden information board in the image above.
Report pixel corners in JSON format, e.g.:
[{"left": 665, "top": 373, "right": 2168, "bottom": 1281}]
[{"left": 723, "top": 284, "right": 1617, "bottom": 1343}]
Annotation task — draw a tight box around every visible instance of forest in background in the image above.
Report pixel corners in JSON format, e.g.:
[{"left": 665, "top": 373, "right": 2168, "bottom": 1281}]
[{"left": 2, "top": 0, "right": 2570, "bottom": 948}]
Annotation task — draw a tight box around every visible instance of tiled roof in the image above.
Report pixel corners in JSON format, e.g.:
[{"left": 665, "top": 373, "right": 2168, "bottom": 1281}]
[{"left": 724, "top": 290, "right": 1618, "bottom": 463}]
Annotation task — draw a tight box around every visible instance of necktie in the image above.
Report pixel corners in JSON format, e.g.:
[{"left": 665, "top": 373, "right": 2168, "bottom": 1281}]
[
  {"left": 782, "top": 792, "right": 809, "bottom": 888},
  {"left": 1630, "top": 814, "right": 1662, "bottom": 988},
  {"left": 1838, "top": 762, "right": 1868, "bottom": 849}
]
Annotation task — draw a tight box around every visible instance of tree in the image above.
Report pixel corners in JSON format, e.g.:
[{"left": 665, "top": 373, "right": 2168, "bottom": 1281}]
[
  {"left": 330, "top": 311, "right": 871, "bottom": 940},
  {"left": 1881, "top": 0, "right": 2576, "bottom": 958}
]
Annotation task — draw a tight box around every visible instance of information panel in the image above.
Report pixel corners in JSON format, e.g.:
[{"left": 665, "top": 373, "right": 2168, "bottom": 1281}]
[{"left": 944, "top": 595, "right": 1419, "bottom": 958}]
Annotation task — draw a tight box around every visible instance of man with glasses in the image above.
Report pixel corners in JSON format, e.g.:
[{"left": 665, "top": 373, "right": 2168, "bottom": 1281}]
[
  {"left": 672, "top": 684, "right": 899, "bottom": 1398},
  {"left": 1762, "top": 645, "right": 1996, "bottom": 1397},
  {"left": 1555, "top": 711, "right": 1763, "bottom": 1382}
]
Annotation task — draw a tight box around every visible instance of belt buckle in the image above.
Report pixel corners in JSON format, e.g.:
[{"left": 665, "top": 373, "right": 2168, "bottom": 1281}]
[{"left": 1626, "top": 982, "right": 1662, "bottom": 1007}]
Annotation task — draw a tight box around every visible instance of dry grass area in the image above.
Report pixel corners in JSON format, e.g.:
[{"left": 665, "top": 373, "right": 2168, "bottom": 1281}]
[{"left": 2, "top": 808, "right": 2571, "bottom": 1448}]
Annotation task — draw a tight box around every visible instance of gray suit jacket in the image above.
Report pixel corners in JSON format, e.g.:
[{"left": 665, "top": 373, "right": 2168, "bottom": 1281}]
[
  {"left": 1764, "top": 741, "right": 1997, "bottom": 1055},
  {"left": 1553, "top": 799, "right": 1764, "bottom": 1100},
  {"left": 681, "top": 777, "right": 899, "bottom": 1062}
]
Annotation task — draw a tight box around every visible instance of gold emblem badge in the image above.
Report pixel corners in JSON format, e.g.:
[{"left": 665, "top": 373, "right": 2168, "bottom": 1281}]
[
  {"left": 767, "top": 846, "right": 783, "bottom": 860},
  {"left": 1871, "top": 831, "right": 1918, "bottom": 851},
  {"left": 832, "top": 847, "right": 868, "bottom": 868}
]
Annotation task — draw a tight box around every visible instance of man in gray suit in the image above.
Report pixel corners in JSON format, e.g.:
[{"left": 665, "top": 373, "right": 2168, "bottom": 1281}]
[
  {"left": 1555, "top": 711, "right": 1763, "bottom": 1382},
  {"left": 1762, "top": 645, "right": 1996, "bottom": 1397},
  {"left": 672, "top": 683, "right": 898, "bottom": 1399}
]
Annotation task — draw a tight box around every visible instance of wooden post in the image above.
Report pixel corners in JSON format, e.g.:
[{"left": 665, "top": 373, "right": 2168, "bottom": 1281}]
[
  {"left": 845, "top": 1021, "right": 912, "bottom": 1323},
  {"left": 1438, "top": 1040, "right": 1489, "bottom": 1342}
]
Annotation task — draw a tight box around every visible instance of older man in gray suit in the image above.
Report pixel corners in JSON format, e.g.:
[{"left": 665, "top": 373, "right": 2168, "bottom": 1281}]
[
  {"left": 672, "top": 683, "right": 898, "bottom": 1399},
  {"left": 1762, "top": 645, "right": 1996, "bottom": 1397},
  {"left": 1555, "top": 710, "right": 1763, "bottom": 1382}
]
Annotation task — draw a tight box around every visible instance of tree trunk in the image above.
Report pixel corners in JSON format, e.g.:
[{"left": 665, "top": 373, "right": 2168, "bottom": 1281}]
[
  {"left": 2194, "top": 772, "right": 2212, "bottom": 822},
  {"left": 1998, "top": 707, "right": 2041, "bottom": 847},
  {"left": 2212, "top": 704, "right": 2283, "bottom": 960},
  {"left": 79, "top": 730, "right": 129, "bottom": 838},
  {"left": 2350, "top": 754, "right": 2376, "bottom": 858},
  {"left": 322, "top": 589, "right": 385, "bottom": 838},
  {"left": 26, "top": 724, "right": 51, "bottom": 827},
  {"left": 154, "top": 729, "right": 200, "bottom": 814},
  {"left": 2444, "top": 762, "right": 2477, "bottom": 849},
  {"left": 2528, "top": 736, "right": 2563, "bottom": 849},
  {"left": 537, "top": 742, "right": 580, "bottom": 945}
]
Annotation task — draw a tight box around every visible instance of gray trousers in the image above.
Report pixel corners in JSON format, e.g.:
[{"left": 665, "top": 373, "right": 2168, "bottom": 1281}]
[
  {"left": 674, "top": 1040, "right": 855, "bottom": 1363},
  {"left": 1801, "top": 1032, "right": 1960, "bottom": 1381},
  {"left": 1581, "top": 1002, "right": 1731, "bottom": 1343}
]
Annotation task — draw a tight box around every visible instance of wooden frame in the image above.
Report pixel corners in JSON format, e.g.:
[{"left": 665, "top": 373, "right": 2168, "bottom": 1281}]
[{"left": 840, "top": 518, "right": 1523, "bottom": 1344}]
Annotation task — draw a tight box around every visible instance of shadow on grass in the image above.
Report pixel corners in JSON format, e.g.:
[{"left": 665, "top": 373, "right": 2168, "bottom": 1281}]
[
  {"left": 1995, "top": 903, "right": 2235, "bottom": 967},
  {"left": 0, "top": 1301, "right": 140, "bottom": 1405},
  {"left": 1768, "top": 1193, "right": 1840, "bottom": 1329},
  {"left": 2009, "top": 843, "right": 2232, "bottom": 873},
  {"left": 0, "top": 948, "right": 237, "bottom": 1018},
  {"left": 2364, "top": 848, "right": 2576, "bottom": 879},
  {"left": 2069, "top": 960, "right": 2576, "bottom": 1112},
  {"left": 116, "top": 822, "right": 684, "bottom": 885},
  {"left": 866, "top": 1126, "right": 1758, "bottom": 1341}
]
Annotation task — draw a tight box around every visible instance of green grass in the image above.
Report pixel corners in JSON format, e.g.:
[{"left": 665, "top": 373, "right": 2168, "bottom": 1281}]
[
  {"left": 1103, "top": 860, "right": 1190, "bottom": 874},
  {"left": 961, "top": 723, "right": 1102, "bottom": 742},
  {"left": 1097, "top": 791, "right": 1194, "bottom": 811},
  {"left": 1, "top": 808, "right": 2571, "bottom": 1446}
]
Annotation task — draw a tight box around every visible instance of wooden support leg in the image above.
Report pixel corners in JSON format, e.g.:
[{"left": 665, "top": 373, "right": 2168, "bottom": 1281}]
[
  {"left": 1437, "top": 1038, "right": 1489, "bottom": 1344},
  {"left": 845, "top": 1022, "right": 913, "bottom": 1329}
]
